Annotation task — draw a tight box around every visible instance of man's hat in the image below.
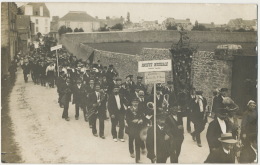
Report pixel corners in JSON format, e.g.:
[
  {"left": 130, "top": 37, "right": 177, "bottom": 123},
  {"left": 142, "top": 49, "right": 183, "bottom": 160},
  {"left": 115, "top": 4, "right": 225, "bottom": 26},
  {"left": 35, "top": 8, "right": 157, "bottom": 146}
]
[
  {"left": 116, "top": 78, "right": 122, "bottom": 81},
  {"left": 247, "top": 100, "right": 256, "bottom": 106},
  {"left": 156, "top": 86, "right": 162, "bottom": 91},
  {"left": 220, "top": 88, "right": 228, "bottom": 92},
  {"left": 126, "top": 75, "right": 133, "bottom": 79},
  {"left": 218, "top": 133, "right": 237, "bottom": 144},
  {"left": 109, "top": 64, "right": 113, "bottom": 68},
  {"left": 196, "top": 91, "right": 203, "bottom": 95},
  {"left": 217, "top": 108, "right": 229, "bottom": 115},
  {"left": 137, "top": 76, "right": 143, "bottom": 80}
]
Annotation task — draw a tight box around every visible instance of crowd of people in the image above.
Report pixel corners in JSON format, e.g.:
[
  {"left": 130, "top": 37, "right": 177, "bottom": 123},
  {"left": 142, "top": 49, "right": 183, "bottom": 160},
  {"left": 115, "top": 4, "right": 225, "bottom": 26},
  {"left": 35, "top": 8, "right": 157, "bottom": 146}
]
[{"left": 9, "top": 42, "right": 257, "bottom": 164}]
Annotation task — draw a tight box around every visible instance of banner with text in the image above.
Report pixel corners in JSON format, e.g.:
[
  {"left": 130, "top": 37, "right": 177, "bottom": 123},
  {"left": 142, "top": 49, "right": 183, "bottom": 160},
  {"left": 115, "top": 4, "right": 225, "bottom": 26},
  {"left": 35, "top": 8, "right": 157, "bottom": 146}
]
[
  {"left": 138, "top": 60, "right": 172, "bottom": 72},
  {"left": 145, "top": 72, "right": 165, "bottom": 84}
]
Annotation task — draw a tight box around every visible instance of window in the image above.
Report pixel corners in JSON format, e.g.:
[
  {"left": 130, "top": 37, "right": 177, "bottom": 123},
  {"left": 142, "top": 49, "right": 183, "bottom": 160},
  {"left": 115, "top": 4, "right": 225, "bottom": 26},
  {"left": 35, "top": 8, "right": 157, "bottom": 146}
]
[
  {"left": 45, "top": 27, "right": 48, "bottom": 33},
  {"left": 36, "top": 27, "right": 39, "bottom": 32},
  {"left": 65, "top": 21, "right": 70, "bottom": 27},
  {"left": 36, "top": 19, "right": 38, "bottom": 24},
  {"left": 45, "top": 19, "right": 48, "bottom": 26},
  {"left": 35, "top": 11, "right": 38, "bottom": 15}
]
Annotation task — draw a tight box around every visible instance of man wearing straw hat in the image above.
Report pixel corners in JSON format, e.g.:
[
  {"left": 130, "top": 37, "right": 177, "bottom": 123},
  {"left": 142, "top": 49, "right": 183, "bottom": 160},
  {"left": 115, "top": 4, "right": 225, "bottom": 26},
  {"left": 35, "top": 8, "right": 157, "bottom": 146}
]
[{"left": 204, "top": 133, "right": 237, "bottom": 163}]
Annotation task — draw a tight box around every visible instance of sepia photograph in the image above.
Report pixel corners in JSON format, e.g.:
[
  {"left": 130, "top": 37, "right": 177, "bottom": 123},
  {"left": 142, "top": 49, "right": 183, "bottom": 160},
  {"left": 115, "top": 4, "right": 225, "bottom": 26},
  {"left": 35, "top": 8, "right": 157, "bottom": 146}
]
[{"left": 1, "top": 1, "right": 258, "bottom": 164}]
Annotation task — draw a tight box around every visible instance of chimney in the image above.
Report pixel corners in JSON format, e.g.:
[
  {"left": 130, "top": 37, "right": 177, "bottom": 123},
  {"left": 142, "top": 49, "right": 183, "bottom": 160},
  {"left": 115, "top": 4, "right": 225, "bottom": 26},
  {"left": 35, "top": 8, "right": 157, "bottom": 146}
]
[{"left": 106, "top": 16, "right": 110, "bottom": 20}]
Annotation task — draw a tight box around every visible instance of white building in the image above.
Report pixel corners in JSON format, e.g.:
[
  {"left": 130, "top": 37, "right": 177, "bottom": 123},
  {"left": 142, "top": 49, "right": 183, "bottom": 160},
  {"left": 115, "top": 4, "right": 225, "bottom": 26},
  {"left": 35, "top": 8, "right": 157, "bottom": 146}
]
[
  {"left": 59, "top": 11, "right": 100, "bottom": 32},
  {"left": 20, "top": 3, "right": 50, "bottom": 35}
]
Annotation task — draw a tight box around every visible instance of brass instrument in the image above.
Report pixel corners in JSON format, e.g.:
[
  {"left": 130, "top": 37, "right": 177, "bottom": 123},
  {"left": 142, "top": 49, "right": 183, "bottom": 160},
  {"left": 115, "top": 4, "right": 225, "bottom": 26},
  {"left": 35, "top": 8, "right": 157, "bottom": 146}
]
[
  {"left": 147, "top": 102, "right": 154, "bottom": 110},
  {"left": 85, "top": 90, "right": 107, "bottom": 119},
  {"left": 162, "top": 94, "right": 170, "bottom": 109}
]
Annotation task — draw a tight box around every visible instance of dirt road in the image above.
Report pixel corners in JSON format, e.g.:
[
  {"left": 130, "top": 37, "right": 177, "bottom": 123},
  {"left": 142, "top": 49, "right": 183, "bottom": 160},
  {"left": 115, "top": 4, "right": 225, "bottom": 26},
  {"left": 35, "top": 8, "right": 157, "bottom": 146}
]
[{"left": 7, "top": 69, "right": 210, "bottom": 163}]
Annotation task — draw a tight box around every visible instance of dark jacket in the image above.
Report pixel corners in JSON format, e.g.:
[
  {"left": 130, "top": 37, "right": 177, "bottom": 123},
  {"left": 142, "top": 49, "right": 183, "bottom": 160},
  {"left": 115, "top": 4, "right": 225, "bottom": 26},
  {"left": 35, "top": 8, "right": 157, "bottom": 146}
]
[
  {"left": 146, "top": 125, "right": 172, "bottom": 160},
  {"left": 125, "top": 107, "right": 145, "bottom": 137},
  {"left": 72, "top": 84, "right": 87, "bottom": 106},
  {"left": 60, "top": 83, "right": 72, "bottom": 105},
  {"left": 206, "top": 118, "right": 228, "bottom": 150},
  {"left": 165, "top": 113, "right": 184, "bottom": 140},
  {"left": 107, "top": 94, "right": 125, "bottom": 116},
  {"left": 239, "top": 145, "right": 257, "bottom": 163},
  {"left": 204, "top": 147, "right": 235, "bottom": 163},
  {"left": 88, "top": 91, "right": 107, "bottom": 120}
]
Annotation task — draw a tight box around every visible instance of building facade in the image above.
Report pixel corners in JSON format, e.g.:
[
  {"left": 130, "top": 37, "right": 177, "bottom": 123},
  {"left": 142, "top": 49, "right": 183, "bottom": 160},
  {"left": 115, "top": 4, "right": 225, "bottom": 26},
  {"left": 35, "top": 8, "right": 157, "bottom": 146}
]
[
  {"left": 1, "top": 2, "right": 18, "bottom": 76},
  {"left": 227, "top": 18, "right": 257, "bottom": 31},
  {"left": 162, "top": 18, "right": 193, "bottom": 31},
  {"left": 59, "top": 11, "right": 100, "bottom": 32},
  {"left": 20, "top": 3, "right": 50, "bottom": 35}
]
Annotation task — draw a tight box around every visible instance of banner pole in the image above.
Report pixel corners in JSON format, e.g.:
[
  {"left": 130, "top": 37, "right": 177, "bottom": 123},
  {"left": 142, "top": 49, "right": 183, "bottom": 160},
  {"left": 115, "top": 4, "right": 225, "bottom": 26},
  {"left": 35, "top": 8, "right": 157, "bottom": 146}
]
[
  {"left": 154, "top": 83, "right": 157, "bottom": 163},
  {"left": 56, "top": 49, "right": 59, "bottom": 77}
]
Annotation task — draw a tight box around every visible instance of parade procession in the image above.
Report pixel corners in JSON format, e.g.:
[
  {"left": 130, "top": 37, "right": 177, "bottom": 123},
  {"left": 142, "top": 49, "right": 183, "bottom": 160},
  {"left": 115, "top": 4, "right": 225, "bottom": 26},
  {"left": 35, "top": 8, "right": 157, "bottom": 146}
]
[{"left": 1, "top": 2, "right": 258, "bottom": 164}]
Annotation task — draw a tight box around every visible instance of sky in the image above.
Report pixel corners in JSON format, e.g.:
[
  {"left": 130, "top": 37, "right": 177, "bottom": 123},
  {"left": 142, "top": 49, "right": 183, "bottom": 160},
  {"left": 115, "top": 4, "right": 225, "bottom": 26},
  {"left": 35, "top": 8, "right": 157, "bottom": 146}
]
[{"left": 16, "top": 2, "right": 257, "bottom": 24}]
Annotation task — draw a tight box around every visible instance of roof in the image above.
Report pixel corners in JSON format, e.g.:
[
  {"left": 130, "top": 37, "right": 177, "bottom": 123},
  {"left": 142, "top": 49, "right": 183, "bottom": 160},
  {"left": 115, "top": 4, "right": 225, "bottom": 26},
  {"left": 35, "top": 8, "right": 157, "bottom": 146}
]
[
  {"left": 228, "top": 18, "right": 256, "bottom": 27},
  {"left": 60, "top": 11, "right": 97, "bottom": 22},
  {"left": 20, "top": 3, "right": 50, "bottom": 17},
  {"left": 164, "top": 18, "right": 191, "bottom": 24},
  {"left": 17, "top": 15, "right": 30, "bottom": 29}
]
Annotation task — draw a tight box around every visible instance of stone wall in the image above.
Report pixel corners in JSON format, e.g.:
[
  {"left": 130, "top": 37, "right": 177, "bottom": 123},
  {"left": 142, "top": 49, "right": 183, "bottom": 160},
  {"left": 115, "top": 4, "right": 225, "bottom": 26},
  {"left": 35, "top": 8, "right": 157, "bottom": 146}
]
[
  {"left": 93, "top": 50, "right": 140, "bottom": 80},
  {"left": 191, "top": 51, "right": 233, "bottom": 109},
  {"left": 61, "top": 30, "right": 257, "bottom": 45}
]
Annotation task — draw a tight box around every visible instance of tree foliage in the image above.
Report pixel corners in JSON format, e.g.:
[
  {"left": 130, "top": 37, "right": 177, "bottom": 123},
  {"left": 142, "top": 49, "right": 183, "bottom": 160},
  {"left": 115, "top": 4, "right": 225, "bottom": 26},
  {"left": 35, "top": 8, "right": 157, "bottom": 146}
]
[
  {"left": 58, "top": 25, "right": 67, "bottom": 36},
  {"left": 110, "top": 23, "right": 123, "bottom": 30},
  {"left": 74, "top": 28, "right": 79, "bottom": 32},
  {"left": 17, "top": 7, "right": 24, "bottom": 15},
  {"left": 78, "top": 28, "right": 84, "bottom": 32}
]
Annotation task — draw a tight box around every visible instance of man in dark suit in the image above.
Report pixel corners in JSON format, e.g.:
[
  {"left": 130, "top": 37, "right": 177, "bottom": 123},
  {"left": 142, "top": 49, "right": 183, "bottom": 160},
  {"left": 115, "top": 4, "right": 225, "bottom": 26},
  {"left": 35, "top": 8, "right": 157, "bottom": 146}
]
[
  {"left": 124, "top": 75, "right": 136, "bottom": 95},
  {"left": 155, "top": 87, "right": 164, "bottom": 110},
  {"left": 214, "top": 88, "right": 229, "bottom": 114},
  {"left": 72, "top": 79, "right": 88, "bottom": 121},
  {"left": 125, "top": 98, "right": 146, "bottom": 163},
  {"left": 108, "top": 85, "right": 126, "bottom": 142},
  {"left": 136, "top": 76, "right": 147, "bottom": 95},
  {"left": 146, "top": 112, "right": 172, "bottom": 163},
  {"left": 190, "top": 91, "right": 207, "bottom": 147},
  {"left": 206, "top": 108, "right": 229, "bottom": 153},
  {"left": 56, "top": 71, "right": 66, "bottom": 108},
  {"left": 88, "top": 84, "right": 107, "bottom": 139},
  {"left": 205, "top": 133, "right": 237, "bottom": 163},
  {"left": 22, "top": 62, "right": 31, "bottom": 83},
  {"left": 60, "top": 79, "right": 72, "bottom": 121},
  {"left": 239, "top": 133, "right": 257, "bottom": 163},
  {"left": 165, "top": 107, "right": 184, "bottom": 163}
]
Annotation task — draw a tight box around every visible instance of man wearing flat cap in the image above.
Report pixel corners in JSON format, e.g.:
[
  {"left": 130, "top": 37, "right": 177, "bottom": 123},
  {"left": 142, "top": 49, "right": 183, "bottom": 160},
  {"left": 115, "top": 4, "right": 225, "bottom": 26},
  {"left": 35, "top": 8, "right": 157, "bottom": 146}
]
[
  {"left": 214, "top": 88, "right": 229, "bottom": 114},
  {"left": 107, "top": 85, "right": 126, "bottom": 142},
  {"left": 136, "top": 76, "right": 147, "bottom": 95},
  {"left": 190, "top": 91, "right": 207, "bottom": 147},
  {"left": 205, "top": 133, "right": 237, "bottom": 163},
  {"left": 146, "top": 112, "right": 173, "bottom": 163},
  {"left": 124, "top": 75, "right": 136, "bottom": 95}
]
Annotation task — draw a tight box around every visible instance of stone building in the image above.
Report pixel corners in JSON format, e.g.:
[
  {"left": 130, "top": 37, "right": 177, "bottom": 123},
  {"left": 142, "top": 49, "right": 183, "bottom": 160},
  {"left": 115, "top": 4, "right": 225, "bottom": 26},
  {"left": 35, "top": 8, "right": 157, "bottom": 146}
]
[
  {"left": 59, "top": 11, "right": 100, "bottom": 32},
  {"left": 1, "top": 2, "right": 18, "bottom": 77},
  {"left": 98, "top": 16, "right": 124, "bottom": 29},
  {"left": 49, "top": 16, "right": 59, "bottom": 40},
  {"left": 20, "top": 3, "right": 51, "bottom": 35},
  {"left": 162, "top": 18, "right": 193, "bottom": 31},
  {"left": 17, "top": 15, "right": 34, "bottom": 54},
  {"left": 227, "top": 18, "right": 257, "bottom": 31}
]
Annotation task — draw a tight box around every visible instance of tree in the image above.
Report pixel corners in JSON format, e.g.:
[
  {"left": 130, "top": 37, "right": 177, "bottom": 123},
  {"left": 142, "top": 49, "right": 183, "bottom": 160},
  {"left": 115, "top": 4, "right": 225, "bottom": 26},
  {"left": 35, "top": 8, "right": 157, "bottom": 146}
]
[
  {"left": 37, "top": 32, "right": 42, "bottom": 39},
  {"left": 110, "top": 23, "right": 123, "bottom": 30},
  {"left": 74, "top": 28, "right": 79, "bottom": 32},
  {"left": 99, "top": 25, "right": 109, "bottom": 31},
  {"left": 166, "top": 24, "right": 177, "bottom": 30},
  {"left": 195, "top": 20, "right": 198, "bottom": 29},
  {"left": 17, "top": 7, "right": 23, "bottom": 15},
  {"left": 78, "top": 28, "right": 84, "bottom": 32},
  {"left": 66, "top": 27, "right": 73, "bottom": 32},
  {"left": 58, "top": 25, "right": 67, "bottom": 36},
  {"left": 127, "top": 12, "right": 130, "bottom": 23}
]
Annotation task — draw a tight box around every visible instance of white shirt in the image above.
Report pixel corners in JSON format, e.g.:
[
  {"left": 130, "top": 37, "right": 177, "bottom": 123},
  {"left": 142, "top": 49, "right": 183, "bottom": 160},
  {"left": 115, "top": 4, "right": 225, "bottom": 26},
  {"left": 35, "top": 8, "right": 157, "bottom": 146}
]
[
  {"left": 95, "top": 91, "right": 100, "bottom": 102},
  {"left": 77, "top": 84, "right": 81, "bottom": 89},
  {"left": 115, "top": 95, "right": 121, "bottom": 110},
  {"left": 158, "top": 125, "right": 163, "bottom": 130},
  {"left": 217, "top": 117, "right": 227, "bottom": 133},
  {"left": 251, "top": 145, "right": 258, "bottom": 162},
  {"left": 223, "top": 147, "right": 230, "bottom": 154},
  {"left": 172, "top": 115, "right": 178, "bottom": 121}
]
